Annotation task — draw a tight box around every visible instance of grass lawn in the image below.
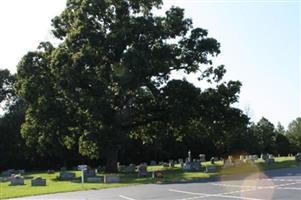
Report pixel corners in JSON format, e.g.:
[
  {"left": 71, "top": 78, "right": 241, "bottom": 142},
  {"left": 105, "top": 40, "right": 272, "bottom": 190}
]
[{"left": 0, "top": 156, "right": 299, "bottom": 199}]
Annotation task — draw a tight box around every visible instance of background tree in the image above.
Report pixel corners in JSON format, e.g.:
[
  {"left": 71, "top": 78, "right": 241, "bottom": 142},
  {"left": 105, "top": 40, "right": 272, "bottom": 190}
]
[
  {"left": 251, "top": 117, "right": 276, "bottom": 154},
  {"left": 287, "top": 118, "right": 301, "bottom": 153}
]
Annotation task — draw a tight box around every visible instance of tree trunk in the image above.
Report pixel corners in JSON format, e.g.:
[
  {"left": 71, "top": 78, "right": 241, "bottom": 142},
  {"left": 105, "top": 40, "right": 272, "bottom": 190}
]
[{"left": 105, "top": 147, "right": 118, "bottom": 172}]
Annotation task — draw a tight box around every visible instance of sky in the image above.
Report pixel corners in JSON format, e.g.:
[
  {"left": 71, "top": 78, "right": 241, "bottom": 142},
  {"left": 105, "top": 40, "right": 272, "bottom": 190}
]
[{"left": 0, "top": 0, "right": 300, "bottom": 128}]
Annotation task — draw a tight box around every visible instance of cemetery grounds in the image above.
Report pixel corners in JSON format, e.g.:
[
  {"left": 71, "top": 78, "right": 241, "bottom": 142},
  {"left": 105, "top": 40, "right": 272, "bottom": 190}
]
[{"left": 0, "top": 156, "right": 299, "bottom": 199}]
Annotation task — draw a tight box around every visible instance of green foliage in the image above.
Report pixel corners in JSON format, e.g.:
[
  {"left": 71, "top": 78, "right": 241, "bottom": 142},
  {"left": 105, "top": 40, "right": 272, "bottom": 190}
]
[
  {"left": 287, "top": 117, "right": 301, "bottom": 152},
  {"left": 15, "top": 0, "right": 227, "bottom": 172},
  {"left": 250, "top": 117, "right": 277, "bottom": 154}
]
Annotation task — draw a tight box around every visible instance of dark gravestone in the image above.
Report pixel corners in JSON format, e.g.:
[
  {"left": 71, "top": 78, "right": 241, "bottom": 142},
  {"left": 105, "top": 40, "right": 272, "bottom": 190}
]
[
  {"left": 58, "top": 172, "right": 76, "bottom": 180},
  {"left": 261, "top": 154, "right": 268, "bottom": 161},
  {"left": 83, "top": 169, "right": 96, "bottom": 178},
  {"left": 150, "top": 160, "right": 157, "bottom": 166},
  {"left": 31, "top": 177, "right": 46, "bottom": 186},
  {"left": 182, "top": 161, "right": 200, "bottom": 171},
  {"left": 138, "top": 164, "right": 148, "bottom": 177},
  {"left": 86, "top": 176, "right": 103, "bottom": 183}
]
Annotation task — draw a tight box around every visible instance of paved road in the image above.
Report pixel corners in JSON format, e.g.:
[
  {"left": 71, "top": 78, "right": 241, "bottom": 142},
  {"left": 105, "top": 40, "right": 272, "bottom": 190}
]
[{"left": 13, "top": 167, "right": 301, "bottom": 200}]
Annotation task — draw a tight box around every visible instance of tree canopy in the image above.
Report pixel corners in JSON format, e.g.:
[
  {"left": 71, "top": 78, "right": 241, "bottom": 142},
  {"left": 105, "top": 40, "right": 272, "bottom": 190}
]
[{"left": 13, "top": 0, "right": 263, "bottom": 171}]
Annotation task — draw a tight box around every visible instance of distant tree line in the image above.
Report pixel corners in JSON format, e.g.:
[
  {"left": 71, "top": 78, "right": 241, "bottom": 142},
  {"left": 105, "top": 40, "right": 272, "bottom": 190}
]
[{"left": 0, "top": 0, "right": 300, "bottom": 171}]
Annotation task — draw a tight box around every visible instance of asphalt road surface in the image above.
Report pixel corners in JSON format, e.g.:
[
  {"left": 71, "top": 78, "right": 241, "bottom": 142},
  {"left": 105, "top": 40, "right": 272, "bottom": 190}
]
[{"left": 13, "top": 167, "right": 301, "bottom": 200}]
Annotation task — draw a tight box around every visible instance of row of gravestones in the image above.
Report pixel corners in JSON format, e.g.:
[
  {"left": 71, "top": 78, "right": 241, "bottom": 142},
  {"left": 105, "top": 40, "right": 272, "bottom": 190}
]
[
  {"left": 118, "top": 163, "right": 148, "bottom": 177},
  {"left": 58, "top": 169, "right": 120, "bottom": 183},
  {"left": 0, "top": 174, "right": 46, "bottom": 186}
]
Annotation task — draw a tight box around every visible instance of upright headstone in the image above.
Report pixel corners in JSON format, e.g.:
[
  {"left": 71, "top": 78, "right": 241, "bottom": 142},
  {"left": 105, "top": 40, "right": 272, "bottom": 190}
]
[
  {"left": 83, "top": 169, "right": 96, "bottom": 178},
  {"left": 261, "top": 153, "right": 268, "bottom": 161},
  {"left": 58, "top": 172, "right": 76, "bottom": 180},
  {"left": 31, "top": 177, "right": 46, "bottom": 186},
  {"left": 150, "top": 160, "right": 157, "bottom": 166},
  {"left": 10, "top": 175, "right": 24, "bottom": 186},
  {"left": 199, "top": 154, "right": 206, "bottom": 162},
  {"left": 168, "top": 160, "right": 175, "bottom": 168},
  {"left": 125, "top": 164, "right": 136, "bottom": 173},
  {"left": 266, "top": 154, "right": 275, "bottom": 164},
  {"left": 138, "top": 163, "right": 148, "bottom": 177}
]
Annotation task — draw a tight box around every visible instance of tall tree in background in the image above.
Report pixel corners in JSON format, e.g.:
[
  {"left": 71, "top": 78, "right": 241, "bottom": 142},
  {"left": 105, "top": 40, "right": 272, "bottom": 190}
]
[
  {"left": 16, "top": 0, "right": 244, "bottom": 171},
  {"left": 287, "top": 118, "right": 301, "bottom": 153},
  {"left": 251, "top": 117, "right": 276, "bottom": 154}
]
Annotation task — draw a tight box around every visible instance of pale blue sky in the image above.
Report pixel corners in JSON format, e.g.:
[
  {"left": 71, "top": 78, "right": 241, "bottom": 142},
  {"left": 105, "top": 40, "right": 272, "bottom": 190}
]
[{"left": 0, "top": 0, "right": 300, "bottom": 128}]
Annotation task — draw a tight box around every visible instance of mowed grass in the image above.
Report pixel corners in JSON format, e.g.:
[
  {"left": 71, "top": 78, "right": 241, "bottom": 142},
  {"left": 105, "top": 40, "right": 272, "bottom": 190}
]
[{"left": 0, "top": 156, "right": 299, "bottom": 199}]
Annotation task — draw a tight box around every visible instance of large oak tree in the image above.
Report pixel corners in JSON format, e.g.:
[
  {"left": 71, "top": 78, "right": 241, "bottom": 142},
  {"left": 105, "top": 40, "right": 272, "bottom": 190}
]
[{"left": 16, "top": 0, "right": 238, "bottom": 171}]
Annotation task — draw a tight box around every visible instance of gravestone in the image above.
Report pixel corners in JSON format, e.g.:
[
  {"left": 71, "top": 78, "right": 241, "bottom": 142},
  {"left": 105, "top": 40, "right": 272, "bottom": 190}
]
[
  {"left": 104, "top": 174, "right": 120, "bottom": 183},
  {"left": 86, "top": 176, "right": 103, "bottom": 183},
  {"left": 168, "top": 160, "right": 175, "bottom": 168},
  {"left": 199, "top": 154, "right": 206, "bottom": 162},
  {"left": 239, "top": 155, "right": 245, "bottom": 161},
  {"left": 31, "top": 177, "right": 46, "bottom": 186},
  {"left": 295, "top": 153, "right": 301, "bottom": 162},
  {"left": 10, "top": 175, "right": 24, "bottom": 186},
  {"left": 118, "top": 165, "right": 126, "bottom": 172},
  {"left": 266, "top": 154, "right": 275, "bottom": 164},
  {"left": 261, "top": 154, "right": 268, "bottom": 161},
  {"left": 182, "top": 161, "right": 200, "bottom": 171},
  {"left": 138, "top": 163, "right": 148, "bottom": 177},
  {"left": 162, "top": 163, "right": 169, "bottom": 168},
  {"left": 58, "top": 172, "right": 76, "bottom": 180},
  {"left": 205, "top": 166, "right": 217, "bottom": 173},
  {"left": 125, "top": 164, "right": 136, "bottom": 173},
  {"left": 83, "top": 169, "right": 96, "bottom": 178},
  {"left": 150, "top": 160, "right": 157, "bottom": 166},
  {"left": 1, "top": 170, "right": 12, "bottom": 177}
]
